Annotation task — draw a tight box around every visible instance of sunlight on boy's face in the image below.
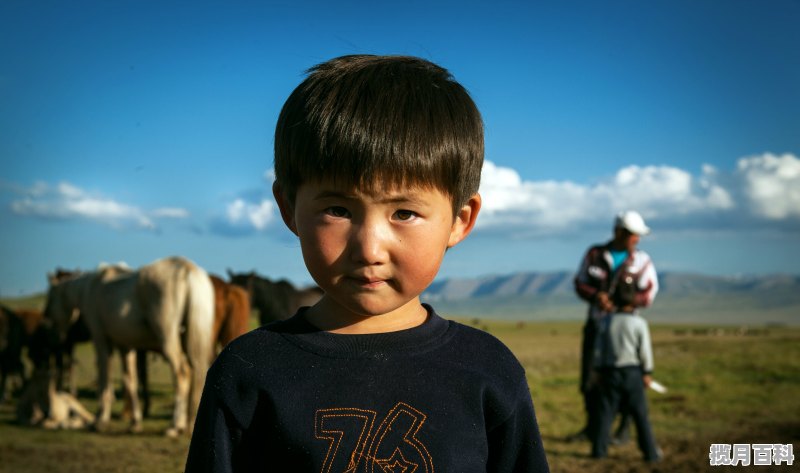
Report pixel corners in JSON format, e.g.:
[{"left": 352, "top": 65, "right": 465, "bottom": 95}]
[{"left": 288, "top": 180, "right": 472, "bottom": 325}]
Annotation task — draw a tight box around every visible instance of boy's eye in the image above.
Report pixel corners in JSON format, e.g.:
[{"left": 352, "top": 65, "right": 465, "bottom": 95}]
[
  {"left": 325, "top": 206, "right": 350, "bottom": 218},
  {"left": 394, "top": 210, "right": 417, "bottom": 221}
]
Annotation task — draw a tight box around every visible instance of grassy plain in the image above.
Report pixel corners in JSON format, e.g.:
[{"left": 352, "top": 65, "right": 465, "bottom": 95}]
[{"left": 1, "top": 302, "right": 798, "bottom": 472}]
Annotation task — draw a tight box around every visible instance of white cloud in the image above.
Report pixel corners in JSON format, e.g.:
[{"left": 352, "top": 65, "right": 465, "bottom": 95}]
[
  {"left": 737, "top": 153, "right": 800, "bottom": 220},
  {"left": 151, "top": 207, "right": 190, "bottom": 219},
  {"left": 479, "top": 161, "right": 597, "bottom": 232},
  {"left": 478, "top": 153, "right": 798, "bottom": 235},
  {"left": 224, "top": 198, "right": 275, "bottom": 230},
  {"left": 8, "top": 181, "right": 188, "bottom": 231}
]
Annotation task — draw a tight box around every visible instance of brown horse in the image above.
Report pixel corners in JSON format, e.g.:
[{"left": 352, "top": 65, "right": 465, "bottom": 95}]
[
  {"left": 44, "top": 257, "right": 215, "bottom": 436},
  {"left": 209, "top": 274, "right": 251, "bottom": 350},
  {"left": 0, "top": 306, "right": 46, "bottom": 402},
  {"left": 227, "top": 270, "right": 323, "bottom": 325}
]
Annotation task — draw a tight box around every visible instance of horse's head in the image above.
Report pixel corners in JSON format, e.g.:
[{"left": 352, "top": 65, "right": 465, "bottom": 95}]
[
  {"left": 52, "top": 268, "right": 80, "bottom": 283},
  {"left": 43, "top": 277, "right": 82, "bottom": 343},
  {"left": 227, "top": 269, "right": 257, "bottom": 296}
]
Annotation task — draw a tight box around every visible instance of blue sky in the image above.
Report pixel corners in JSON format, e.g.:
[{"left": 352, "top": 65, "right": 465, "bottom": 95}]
[{"left": 1, "top": 0, "right": 799, "bottom": 296}]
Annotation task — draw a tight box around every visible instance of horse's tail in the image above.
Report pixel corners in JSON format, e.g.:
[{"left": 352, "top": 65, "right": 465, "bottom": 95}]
[{"left": 181, "top": 261, "right": 215, "bottom": 428}]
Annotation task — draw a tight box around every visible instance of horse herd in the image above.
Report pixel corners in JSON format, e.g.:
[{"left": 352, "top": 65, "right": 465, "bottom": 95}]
[{"left": 0, "top": 256, "right": 322, "bottom": 436}]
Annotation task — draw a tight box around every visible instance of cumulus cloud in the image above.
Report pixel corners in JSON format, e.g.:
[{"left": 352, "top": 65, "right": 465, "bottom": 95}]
[
  {"left": 736, "top": 153, "right": 800, "bottom": 220},
  {"left": 208, "top": 169, "right": 284, "bottom": 236},
  {"left": 224, "top": 198, "right": 276, "bottom": 231},
  {"left": 478, "top": 152, "right": 798, "bottom": 235},
  {"left": 8, "top": 181, "right": 188, "bottom": 231}
]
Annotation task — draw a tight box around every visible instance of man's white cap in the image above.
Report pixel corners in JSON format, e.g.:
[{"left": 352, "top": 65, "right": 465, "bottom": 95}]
[{"left": 615, "top": 210, "right": 650, "bottom": 235}]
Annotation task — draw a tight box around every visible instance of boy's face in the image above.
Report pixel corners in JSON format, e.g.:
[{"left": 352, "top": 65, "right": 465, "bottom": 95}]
[{"left": 275, "top": 179, "right": 480, "bottom": 332}]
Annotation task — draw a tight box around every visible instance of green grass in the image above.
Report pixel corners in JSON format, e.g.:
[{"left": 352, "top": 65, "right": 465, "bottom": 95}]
[
  {"left": 2, "top": 300, "right": 799, "bottom": 472},
  {"left": 452, "top": 317, "right": 800, "bottom": 472}
]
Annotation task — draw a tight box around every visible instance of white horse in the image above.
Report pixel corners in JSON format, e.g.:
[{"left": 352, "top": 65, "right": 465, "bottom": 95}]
[{"left": 44, "top": 256, "right": 215, "bottom": 436}]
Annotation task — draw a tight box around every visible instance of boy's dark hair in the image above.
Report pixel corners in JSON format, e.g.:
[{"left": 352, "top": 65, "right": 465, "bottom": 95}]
[{"left": 274, "top": 55, "right": 484, "bottom": 213}]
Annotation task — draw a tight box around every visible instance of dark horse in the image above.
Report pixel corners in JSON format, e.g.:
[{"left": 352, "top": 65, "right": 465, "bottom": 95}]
[
  {"left": 227, "top": 270, "right": 323, "bottom": 325},
  {"left": 1, "top": 304, "right": 62, "bottom": 402},
  {"left": 0, "top": 305, "right": 43, "bottom": 402}
]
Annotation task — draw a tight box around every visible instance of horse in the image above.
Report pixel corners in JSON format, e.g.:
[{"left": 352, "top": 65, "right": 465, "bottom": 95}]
[
  {"left": 16, "top": 365, "right": 96, "bottom": 430},
  {"left": 48, "top": 266, "right": 156, "bottom": 418},
  {"left": 209, "top": 274, "right": 251, "bottom": 350},
  {"left": 134, "top": 274, "right": 249, "bottom": 418},
  {"left": 46, "top": 268, "right": 94, "bottom": 395},
  {"left": 0, "top": 305, "right": 45, "bottom": 402},
  {"left": 14, "top": 319, "right": 94, "bottom": 430},
  {"left": 227, "top": 270, "right": 323, "bottom": 325},
  {"left": 44, "top": 256, "right": 215, "bottom": 436}
]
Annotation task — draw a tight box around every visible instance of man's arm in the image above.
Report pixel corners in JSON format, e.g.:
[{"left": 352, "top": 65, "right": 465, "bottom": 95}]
[
  {"left": 633, "top": 254, "right": 658, "bottom": 308},
  {"left": 574, "top": 247, "right": 605, "bottom": 303}
]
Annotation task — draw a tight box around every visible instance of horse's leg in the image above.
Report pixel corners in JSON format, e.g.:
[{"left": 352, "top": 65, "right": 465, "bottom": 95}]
[
  {"left": 65, "top": 344, "right": 77, "bottom": 397},
  {"left": 54, "top": 346, "right": 66, "bottom": 392},
  {"left": 136, "top": 349, "right": 150, "bottom": 418},
  {"left": 120, "top": 348, "right": 143, "bottom": 433},
  {"left": 0, "top": 363, "right": 7, "bottom": 403},
  {"left": 93, "top": 342, "right": 114, "bottom": 431},
  {"left": 65, "top": 391, "right": 96, "bottom": 426},
  {"left": 162, "top": 342, "right": 191, "bottom": 437}
]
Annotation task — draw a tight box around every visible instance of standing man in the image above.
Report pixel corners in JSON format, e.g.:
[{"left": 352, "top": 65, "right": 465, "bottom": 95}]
[{"left": 570, "top": 210, "right": 658, "bottom": 443}]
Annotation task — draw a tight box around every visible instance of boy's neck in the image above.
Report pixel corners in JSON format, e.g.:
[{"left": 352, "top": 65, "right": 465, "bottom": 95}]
[{"left": 303, "top": 296, "right": 429, "bottom": 334}]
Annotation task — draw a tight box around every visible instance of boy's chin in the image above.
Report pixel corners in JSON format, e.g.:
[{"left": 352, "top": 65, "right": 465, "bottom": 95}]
[{"left": 320, "top": 294, "right": 424, "bottom": 321}]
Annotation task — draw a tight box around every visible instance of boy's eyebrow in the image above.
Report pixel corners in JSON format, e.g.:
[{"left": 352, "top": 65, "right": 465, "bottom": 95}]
[{"left": 312, "top": 190, "right": 428, "bottom": 205}]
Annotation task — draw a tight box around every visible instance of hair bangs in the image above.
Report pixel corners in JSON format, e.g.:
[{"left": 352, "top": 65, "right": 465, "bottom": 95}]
[{"left": 275, "top": 55, "right": 483, "bottom": 213}]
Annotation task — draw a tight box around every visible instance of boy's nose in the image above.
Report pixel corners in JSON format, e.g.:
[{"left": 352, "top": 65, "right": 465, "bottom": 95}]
[{"left": 349, "top": 219, "right": 391, "bottom": 265}]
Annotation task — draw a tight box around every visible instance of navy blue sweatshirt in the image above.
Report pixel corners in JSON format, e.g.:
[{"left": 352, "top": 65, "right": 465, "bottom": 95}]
[{"left": 185, "top": 306, "right": 549, "bottom": 472}]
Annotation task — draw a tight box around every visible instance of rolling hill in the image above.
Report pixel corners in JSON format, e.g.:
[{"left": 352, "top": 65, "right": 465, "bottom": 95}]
[{"left": 422, "top": 271, "right": 800, "bottom": 325}]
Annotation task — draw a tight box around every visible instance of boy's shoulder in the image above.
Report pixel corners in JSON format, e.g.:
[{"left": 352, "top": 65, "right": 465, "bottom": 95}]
[
  {"left": 209, "top": 319, "right": 299, "bottom": 366},
  {"left": 447, "top": 319, "right": 517, "bottom": 352},
  {"left": 440, "top": 319, "right": 525, "bottom": 374},
  {"left": 611, "top": 312, "right": 650, "bottom": 332}
]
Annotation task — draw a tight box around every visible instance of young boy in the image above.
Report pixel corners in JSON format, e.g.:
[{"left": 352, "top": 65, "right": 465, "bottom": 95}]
[
  {"left": 185, "top": 55, "right": 549, "bottom": 472},
  {"left": 591, "top": 309, "right": 661, "bottom": 462}
]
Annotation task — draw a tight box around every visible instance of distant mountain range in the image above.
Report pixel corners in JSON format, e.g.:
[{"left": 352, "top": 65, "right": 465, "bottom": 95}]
[{"left": 422, "top": 272, "right": 800, "bottom": 325}]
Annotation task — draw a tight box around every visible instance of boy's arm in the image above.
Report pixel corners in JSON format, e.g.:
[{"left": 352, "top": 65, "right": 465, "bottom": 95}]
[
  {"left": 639, "top": 318, "right": 654, "bottom": 376},
  {"left": 486, "top": 379, "right": 550, "bottom": 472}
]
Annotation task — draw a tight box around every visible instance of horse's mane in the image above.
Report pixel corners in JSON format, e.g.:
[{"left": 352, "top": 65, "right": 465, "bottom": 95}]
[
  {"left": 95, "top": 262, "right": 134, "bottom": 281},
  {"left": 96, "top": 261, "right": 131, "bottom": 271}
]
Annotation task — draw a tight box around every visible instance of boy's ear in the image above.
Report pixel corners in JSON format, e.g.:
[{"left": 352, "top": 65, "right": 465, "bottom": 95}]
[
  {"left": 448, "top": 193, "right": 481, "bottom": 248},
  {"left": 272, "top": 182, "right": 298, "bottom": 236}
]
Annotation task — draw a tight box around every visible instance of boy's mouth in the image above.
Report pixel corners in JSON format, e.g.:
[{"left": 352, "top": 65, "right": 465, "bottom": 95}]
[{"left": 347, "top": 274, "right": 389, "bottom": 289}]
